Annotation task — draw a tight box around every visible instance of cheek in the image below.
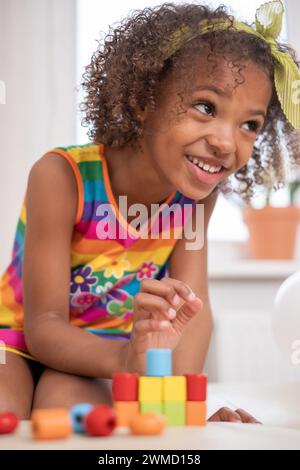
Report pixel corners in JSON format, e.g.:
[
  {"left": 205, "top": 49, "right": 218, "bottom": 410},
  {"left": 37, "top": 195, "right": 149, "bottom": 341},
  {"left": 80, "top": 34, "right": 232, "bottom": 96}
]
[{"left": 236, "top": 140, "right": 256, "bottom": 169}]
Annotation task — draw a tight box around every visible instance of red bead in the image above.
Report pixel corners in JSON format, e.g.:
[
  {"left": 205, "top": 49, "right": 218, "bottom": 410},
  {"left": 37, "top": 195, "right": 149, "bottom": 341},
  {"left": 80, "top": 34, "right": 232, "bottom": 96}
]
[
  {"left": 112, "top": 373, "right": 138, "bottom": 401},
  {"left": 84, "top": 405, "right": 117, "bottom": 437},
  {"left": 0, "top": 412, "right": 19, "bottom": 434},
  {"left": 185, "top": 374, "right": 207, "bottom": 401}
]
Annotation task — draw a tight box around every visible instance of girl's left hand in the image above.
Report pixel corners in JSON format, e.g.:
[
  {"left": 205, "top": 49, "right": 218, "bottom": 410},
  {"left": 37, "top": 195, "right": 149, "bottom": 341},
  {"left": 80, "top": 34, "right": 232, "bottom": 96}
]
[{"left": 208, "top": 407, "right": 262, "bottom": 423}]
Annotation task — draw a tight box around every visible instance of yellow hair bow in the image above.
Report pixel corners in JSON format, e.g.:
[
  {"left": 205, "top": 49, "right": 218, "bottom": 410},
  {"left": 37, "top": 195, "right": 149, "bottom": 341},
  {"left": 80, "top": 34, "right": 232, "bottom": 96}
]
[{"left": 163, "top": 1, "right": 300, "bottom": 129}]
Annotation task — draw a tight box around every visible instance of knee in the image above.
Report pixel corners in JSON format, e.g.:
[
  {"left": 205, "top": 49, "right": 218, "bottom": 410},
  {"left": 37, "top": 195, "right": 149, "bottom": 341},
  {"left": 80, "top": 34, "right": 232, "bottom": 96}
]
[{"left": 0, "top": 387, "right": 32, "bottom": 419}]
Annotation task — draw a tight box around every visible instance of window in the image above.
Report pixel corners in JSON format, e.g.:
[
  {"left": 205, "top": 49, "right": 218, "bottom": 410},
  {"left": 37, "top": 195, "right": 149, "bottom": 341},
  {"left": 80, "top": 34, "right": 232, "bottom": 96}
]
[{"left": 76, "top": 0, "right": 287, "bottom": 241}]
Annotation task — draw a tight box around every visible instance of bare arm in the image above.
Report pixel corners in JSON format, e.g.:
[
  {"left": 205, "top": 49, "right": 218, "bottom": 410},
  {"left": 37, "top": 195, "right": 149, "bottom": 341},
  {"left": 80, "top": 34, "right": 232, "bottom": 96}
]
[
  {"left": 23, "top": 153, "right": 127, "bottom": 378},
  {"left": 169, "top": 189, "right": 218, "bottom": 374}
]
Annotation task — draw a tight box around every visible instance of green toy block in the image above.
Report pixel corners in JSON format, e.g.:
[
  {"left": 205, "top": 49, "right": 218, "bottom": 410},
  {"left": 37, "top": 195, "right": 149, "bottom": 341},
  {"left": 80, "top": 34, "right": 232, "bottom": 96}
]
[
  {"left": 163, "top": 402, "right": 185, "bottom": 426},
  {"left": 140, "top": 402, "right": 163, "bottom": 415}
]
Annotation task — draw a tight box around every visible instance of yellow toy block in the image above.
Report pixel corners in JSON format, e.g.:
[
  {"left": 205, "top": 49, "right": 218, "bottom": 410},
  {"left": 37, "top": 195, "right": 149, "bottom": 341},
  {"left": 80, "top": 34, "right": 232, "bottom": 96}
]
[
  {"left": 163, "top": 376, "right": 186, "bottom": 402},
  {"left": 139, "top": 376, "right": 163, "bottom": 403}
]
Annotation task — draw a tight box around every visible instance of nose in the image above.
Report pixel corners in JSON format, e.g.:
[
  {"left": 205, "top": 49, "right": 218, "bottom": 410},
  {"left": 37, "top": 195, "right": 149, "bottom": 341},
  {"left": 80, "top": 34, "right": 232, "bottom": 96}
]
[{"left": 205, "top": 123, "right": 237, "bottom": 156}]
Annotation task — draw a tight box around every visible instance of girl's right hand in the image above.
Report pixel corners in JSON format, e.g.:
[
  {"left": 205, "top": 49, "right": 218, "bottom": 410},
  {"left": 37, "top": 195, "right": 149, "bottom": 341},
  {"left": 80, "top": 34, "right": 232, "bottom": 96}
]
[{"left": 123, "top": 277, "right": 203, "bottom": 375}]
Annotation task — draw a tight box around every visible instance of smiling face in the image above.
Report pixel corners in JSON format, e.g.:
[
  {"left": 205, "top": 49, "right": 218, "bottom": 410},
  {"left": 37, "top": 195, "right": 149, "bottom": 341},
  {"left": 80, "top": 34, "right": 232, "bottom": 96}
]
[{"left": 141, "top": 56, "right": 273, "bottom": 200}]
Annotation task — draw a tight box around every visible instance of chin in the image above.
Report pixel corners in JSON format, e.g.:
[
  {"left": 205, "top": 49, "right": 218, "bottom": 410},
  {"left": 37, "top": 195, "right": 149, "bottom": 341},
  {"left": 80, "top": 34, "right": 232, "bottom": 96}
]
[{"left": 177, "top": 180, "right": 215, "bottom": 200}]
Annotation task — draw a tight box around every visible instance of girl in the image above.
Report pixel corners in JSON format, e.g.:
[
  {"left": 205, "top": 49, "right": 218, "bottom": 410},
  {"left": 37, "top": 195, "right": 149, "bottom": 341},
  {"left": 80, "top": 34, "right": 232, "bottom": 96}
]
[{"left": 0, "top": 1, "right": 299, "bottom": 422}]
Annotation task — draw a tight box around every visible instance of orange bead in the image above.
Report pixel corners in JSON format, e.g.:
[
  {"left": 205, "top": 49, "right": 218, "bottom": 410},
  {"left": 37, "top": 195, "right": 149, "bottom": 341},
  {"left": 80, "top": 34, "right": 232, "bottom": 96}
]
[
  {"left": 129, "top": 412, "right": 166, "bottom": 435},
  {"left": 186, "top": 401, "right": 206, "bottom": 426},
  {"left": 114, "top": 401, "right": 139, "bottom": 427},
  {"left": 31, "top": 408, "right": 72, "bottom": 440}
]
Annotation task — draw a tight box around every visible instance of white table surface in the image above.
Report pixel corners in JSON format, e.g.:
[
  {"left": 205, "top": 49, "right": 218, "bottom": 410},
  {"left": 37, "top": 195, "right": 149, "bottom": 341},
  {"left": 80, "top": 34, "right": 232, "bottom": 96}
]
[{"left": 1, "top": 382, "right": 300, "bottom": 450}]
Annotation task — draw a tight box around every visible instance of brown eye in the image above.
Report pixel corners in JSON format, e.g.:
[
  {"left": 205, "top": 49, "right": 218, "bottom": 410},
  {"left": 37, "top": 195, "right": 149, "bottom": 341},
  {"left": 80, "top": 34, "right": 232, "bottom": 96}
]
[
  {"left": 194, "top": 101, "right": 215, "bottom": 116},
  {"left": 243, "top": 120, "right": 260, "bottom": 133}
]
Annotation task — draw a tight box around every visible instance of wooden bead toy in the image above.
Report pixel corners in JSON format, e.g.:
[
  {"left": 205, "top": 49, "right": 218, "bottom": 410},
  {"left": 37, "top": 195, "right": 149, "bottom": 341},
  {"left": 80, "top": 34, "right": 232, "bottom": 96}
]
[
  {"left": 112, "top": 372, "right": 138, "bottom": 401},
  {"left": 31, "top": 408, "right": 72, "bottom": 440},
  {"left": 84, "top": 405, "right": 117, "bottom": 436},
  {"left": 129, "top": 412, "right": 166, "bottom": 435},
  {"left": 70, "top": 403, "right": 93, "bottom": 433},
  {"left": 0, "top": 412, "right": 19, "bottom": 434}
]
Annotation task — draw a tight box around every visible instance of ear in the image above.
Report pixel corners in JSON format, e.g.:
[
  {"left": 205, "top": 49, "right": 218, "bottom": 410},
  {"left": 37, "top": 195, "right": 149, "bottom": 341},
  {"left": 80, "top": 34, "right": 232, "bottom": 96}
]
[{"left": 136, "top": 105, "right": 149, "bottom": 123}]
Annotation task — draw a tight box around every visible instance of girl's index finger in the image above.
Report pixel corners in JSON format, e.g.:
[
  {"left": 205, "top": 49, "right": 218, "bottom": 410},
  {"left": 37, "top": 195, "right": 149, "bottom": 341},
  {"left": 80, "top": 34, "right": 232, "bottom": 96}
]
[
  {"left": 140, "top": 278, "right": 180, "bottom": 307},
  {"left": 160, "top": 277, "right": 200, "bottom": 305}
]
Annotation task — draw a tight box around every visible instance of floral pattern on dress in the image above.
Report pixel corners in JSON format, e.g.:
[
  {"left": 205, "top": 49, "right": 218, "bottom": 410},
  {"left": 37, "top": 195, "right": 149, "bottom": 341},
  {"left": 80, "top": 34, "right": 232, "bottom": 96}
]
[
  {"left": 136, "top": 261, "right": 159, "bottom": 280},
  {"left": 70, "top": 266, "right": 98, "bottom": 294},
  {"left": 103, "top": 256, "right": 130, "bottom": 279}
]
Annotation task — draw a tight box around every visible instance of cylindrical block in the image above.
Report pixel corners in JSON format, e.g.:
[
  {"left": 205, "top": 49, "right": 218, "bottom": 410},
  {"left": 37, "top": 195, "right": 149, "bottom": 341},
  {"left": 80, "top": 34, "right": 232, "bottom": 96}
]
[
  {"left": 112, "top": 373, "right": 138, "bottom": 401},
  {"left": 70, "top": 403, "right": 93, "bottom": 433},
  {"left": 31, "top": 408, "right": 72, "bottom": 440},
  {"left": 185, "top": 374, "right": 207, "bottom": 401},
  {"left": 146, "top": 349, "right": 172, "bottom": 376}
]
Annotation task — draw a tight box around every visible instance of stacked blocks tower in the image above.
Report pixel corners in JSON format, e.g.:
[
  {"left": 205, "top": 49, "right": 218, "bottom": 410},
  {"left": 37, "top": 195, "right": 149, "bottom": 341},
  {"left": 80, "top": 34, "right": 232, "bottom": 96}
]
[
  {"left": 112, "top": 373, "right": 139, "bottom": 427},
  {"left": 112, "top": 348, "right": 207, "bottom": 427},
  {"left": 185, "top": 374, "right": 207, "bottom": 425}
]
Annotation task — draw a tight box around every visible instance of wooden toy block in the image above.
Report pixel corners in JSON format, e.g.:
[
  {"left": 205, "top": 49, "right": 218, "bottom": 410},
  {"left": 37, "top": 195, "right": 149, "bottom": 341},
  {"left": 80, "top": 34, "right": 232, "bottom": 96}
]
[
  {"left": 186, "top": 401, "right": 206, "bottom": 426},
  {"left": 112, "top": 373, "right": 138, "bottom": 401},
  {"left": 114, "top": 401, "right": 139, "bottom": 427},
  {"left": 163, "top": 376, "right": 186, "bottom": 402},
  {"left": 140, "top": 402, "right": 163, "bottom": 415},
  {"left": 185, "top": 374, "right": 207, "bottom": 401},
  {"left": 139, "top": 376, "right": 163, "bottom": 403},
  {"left": 146, "top": 349, "right": 172, "bottom": 376},
  {"left": 163, "top": 402, "right": 185, "bottom": 426}
]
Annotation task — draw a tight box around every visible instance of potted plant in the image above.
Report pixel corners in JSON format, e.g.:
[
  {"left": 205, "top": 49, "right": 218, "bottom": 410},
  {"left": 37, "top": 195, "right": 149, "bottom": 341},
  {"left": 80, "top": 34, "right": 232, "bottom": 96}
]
[{"left": 243, "top": 177, "right": 300, "bottom": 259}]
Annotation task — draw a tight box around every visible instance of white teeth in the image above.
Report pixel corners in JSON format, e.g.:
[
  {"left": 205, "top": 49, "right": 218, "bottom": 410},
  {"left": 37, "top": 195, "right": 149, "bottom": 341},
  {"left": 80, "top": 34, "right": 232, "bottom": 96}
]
[{"left": 186, "top": 155, "right": 222, "bottom": 174}]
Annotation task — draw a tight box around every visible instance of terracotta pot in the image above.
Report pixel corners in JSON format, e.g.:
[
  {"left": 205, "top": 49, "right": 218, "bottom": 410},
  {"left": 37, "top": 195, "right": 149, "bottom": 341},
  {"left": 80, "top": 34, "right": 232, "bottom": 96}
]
[{"left": 243, "top": 205, "right": 300, "bottom": 259}]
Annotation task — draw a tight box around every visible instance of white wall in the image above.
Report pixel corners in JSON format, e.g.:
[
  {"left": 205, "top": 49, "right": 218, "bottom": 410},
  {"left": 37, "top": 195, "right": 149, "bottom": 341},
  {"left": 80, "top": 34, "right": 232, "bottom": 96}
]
[
  {"left": 0, "top": 0, "right": 77, "bottom": 273},
  {"left": 285, "top": 0, "right": 300, "bottom": 58}
]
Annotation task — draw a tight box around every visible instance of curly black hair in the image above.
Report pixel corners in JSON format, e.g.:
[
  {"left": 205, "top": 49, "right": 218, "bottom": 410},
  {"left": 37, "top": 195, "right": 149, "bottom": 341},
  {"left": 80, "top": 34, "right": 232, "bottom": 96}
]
[{"left": 80, "top": 2, "right": 300, "bottom": 202}]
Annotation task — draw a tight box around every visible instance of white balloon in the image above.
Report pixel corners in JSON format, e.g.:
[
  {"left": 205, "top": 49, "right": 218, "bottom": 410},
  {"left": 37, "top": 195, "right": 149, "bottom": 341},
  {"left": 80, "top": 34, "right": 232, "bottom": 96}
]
[{"left": 273, "top": 270, "right": 300, "bottom": 366}]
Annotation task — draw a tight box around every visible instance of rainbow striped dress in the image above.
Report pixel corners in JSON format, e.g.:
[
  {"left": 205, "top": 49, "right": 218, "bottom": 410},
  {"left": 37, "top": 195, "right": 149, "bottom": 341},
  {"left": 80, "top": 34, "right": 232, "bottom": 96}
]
[{"left": 0, "top": 143, "right": 196, "bottom": 360}]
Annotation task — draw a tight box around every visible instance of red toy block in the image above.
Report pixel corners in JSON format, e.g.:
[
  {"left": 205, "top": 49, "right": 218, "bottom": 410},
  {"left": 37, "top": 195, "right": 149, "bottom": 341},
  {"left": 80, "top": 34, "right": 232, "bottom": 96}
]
[
  {"left": 112, "top": 372, "right": 138, "bottom": 401},
  {"left": 185, "top": 374, "right": 207, "bottom": 401},
  {"left": 84, "top": 405, "right": 117, "bottom": 437},
  {"left": 0, "top": 412, "right": 19, "bottom": 434}
]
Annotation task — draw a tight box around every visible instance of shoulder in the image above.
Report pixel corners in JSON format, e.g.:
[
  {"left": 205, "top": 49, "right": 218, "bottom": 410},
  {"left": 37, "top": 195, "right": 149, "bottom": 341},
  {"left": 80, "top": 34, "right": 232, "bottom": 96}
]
[{"left": 26, "top": 151, "right": 78, "bottom": 226}]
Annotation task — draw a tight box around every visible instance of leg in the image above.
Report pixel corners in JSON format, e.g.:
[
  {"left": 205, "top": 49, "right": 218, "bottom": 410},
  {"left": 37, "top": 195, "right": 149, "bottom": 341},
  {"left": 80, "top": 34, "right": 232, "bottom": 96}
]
[
  {"left": 0, "top": 351, "right": 35, "bottom": 419},
  {"left": 32, "top": 367, "right": 113, "bottom": 410}
]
